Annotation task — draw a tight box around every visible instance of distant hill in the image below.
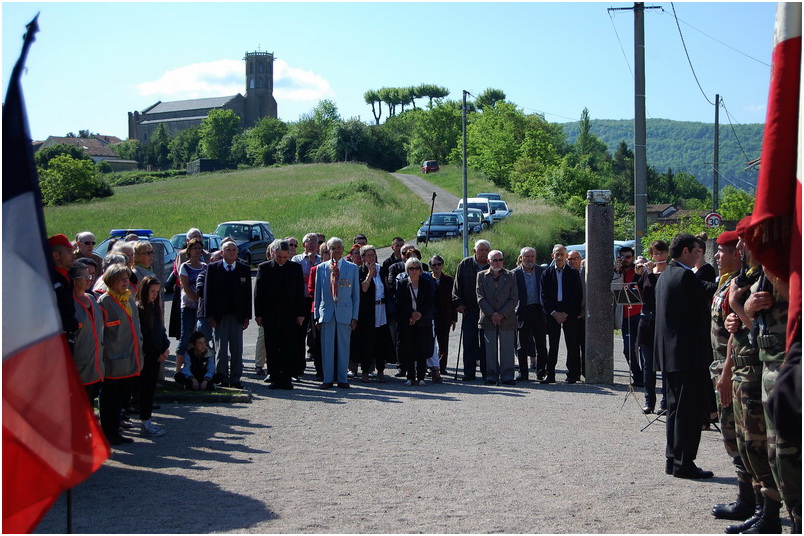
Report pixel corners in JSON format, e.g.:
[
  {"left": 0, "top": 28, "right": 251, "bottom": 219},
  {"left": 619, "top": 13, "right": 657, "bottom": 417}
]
[{"left": 562, "top": 118, "right": 763, "bottom": 191}]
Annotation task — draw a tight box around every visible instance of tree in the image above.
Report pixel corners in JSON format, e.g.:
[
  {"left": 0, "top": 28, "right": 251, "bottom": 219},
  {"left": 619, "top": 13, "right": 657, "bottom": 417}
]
[
  {"left": 474, "top": 88, "right": 507, "bottom": 111},
  {"left": 406, "top": 101, "right": 462, "bottom": 165},
  {"left": 718, "top": 186, "right": 755, "bottom": 220},
  {"left": 39, "top": 155, "right": 111, "bottom": 206},
  {"left": 322, "top": 119, "right": 367, "bottom": 162},
  {"left": 465, "top": 101, "right": 526, "bottom": 187},
  {"left": 112, "top": 139, "right": 141, "bottom": 164},
  {"left": 35, "top": 144, "right": 92, "bottom": 170},
  {"left": 199, "top": 109, "right": 242, "bottom": 165},
  {"left": 363, "top": 89, "right": 383, "bottom": 125},
  {"left": 244, "top": 117, "right": 287, "bottom": 166},
  {"left": 416, "top": 83, "right": 450, "bottom": 107},
  {"left": 143, "top": 123, "right": 171, "bottom": 170},
  {"left": 168, "top": 127, "right": 201, "bottom": 169}
]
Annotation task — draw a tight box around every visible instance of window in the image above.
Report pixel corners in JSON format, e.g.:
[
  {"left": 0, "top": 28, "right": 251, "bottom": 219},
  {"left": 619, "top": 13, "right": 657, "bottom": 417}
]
[{"left": 249, "top": 78, "right": 255, "bottom": 89}]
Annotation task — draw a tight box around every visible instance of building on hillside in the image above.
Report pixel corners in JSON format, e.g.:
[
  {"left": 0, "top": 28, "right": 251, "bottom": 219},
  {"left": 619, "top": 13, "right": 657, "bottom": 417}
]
[
  {"left": 37, "top": 135, "right": 138, "bottom": 171},
  {"left": 128, "top": 51, "right": 277, "bottom": 143}
]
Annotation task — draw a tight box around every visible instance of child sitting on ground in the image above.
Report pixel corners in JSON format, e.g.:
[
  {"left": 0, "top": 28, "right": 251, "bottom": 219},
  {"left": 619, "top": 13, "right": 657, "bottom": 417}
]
[{"left": 174, "top": 331, "right": 220, "bottom": 390}]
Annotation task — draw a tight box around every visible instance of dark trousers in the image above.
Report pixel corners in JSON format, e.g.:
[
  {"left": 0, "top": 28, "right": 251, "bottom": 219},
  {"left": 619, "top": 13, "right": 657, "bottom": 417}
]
[
  {"left": 545, "top": 314, "right": 581, "bottom": 379},
  {"left": 665, "top": 369, "right": 710, "bottom": 469},
  {"left": 434, "top": 321, "right": 451, "bottom": 373},
  {"left": 517, "top": 304, "right": 548, "bottom": 375},
  {"left": 358, "top": 324, "right": 392, "bottom": 373},
  {"left": 139, "top": 356, "right": 160, "bottom": 421},
  {"left": 461, "top": 309, "right": 486, "bottom": 378},
  {"left": 399, "top": 322, "right": 432, "bottom": 381},
  {"left": 294, "top": 301, "right": 312, "bottom": 376},
  {"left": 99, "top": 376, "right": 134, "bottom": 438},
  {"left": 84, "top": 382, "right": 101, "bottom": 406},
  {"left": 640, "top": 344, "right": 665, "bottom": 407},
  {"left": 265, "top": 325, "right": 297, "bottom": 386},
  {"left": 622, "top": 314, "right": 642, "bottom": 384},
  {"left": 577, "top": 317, "right": 586, "bottom": 377}
]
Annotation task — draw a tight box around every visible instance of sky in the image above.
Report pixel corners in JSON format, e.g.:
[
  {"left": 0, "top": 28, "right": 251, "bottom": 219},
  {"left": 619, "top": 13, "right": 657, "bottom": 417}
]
[{"left": 2, "top": 1, "right": 778, "bottom": 141}]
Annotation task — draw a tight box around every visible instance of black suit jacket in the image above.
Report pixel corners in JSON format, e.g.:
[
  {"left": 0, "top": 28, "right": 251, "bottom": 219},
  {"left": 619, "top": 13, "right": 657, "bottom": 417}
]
[
  {"left": 654, "top": 260, "right": 717, "bottom": 372},
  {"left": 512, "top": 265, "right": 545, "bottom": 321},
  {"left": 198, "top": 260, "right": 252, "bottom": 324},
  {"left": 396, "top": 277, "right": 435, "bottom": 327},
  {"left": 540, "top": 264, "right": 582, "bottom": 317},
  {"left": 253, "top": 260, "right": 305, "bottom": 329}
]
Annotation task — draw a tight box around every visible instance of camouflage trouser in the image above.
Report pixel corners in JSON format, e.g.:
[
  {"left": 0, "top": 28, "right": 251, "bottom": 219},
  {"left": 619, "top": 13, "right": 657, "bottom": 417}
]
[
  {"left": 732, "top": 364, "right": 781, "bottom": 502},
  {"left": 762, "top": 361, "right": 802, "bottom": 522},
  {"left": 710, "top": 359, "right": 751, "bottom": 483}
]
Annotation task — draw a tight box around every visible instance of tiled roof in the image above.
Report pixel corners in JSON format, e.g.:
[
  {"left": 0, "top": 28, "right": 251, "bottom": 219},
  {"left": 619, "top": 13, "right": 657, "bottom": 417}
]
[
  {"left": 142, "top": 95, "right": 239, "bottom": 115},
  {"left": 42, "top": 137, "right": 118, "bottom": 157},
  {"left": 138, "top": 115, "right": 209, "bottom": 125}
]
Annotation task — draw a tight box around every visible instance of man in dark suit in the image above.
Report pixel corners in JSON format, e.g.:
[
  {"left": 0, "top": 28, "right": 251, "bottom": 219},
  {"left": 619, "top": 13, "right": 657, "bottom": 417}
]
[
  {"left": 254, "top": 240, "right": 306, "bottom": 390},
  {"left": 198, "top": 240, "right": 252, "bottom": 389},
  {"left": 654, "top": 233, "right": 717, "bottom": 479},
  {"left": 540, "top": 244, "right": 583, "bottom": 384},
  {"left": 512, "top": 247, "right": 547, "bottom": 381}
]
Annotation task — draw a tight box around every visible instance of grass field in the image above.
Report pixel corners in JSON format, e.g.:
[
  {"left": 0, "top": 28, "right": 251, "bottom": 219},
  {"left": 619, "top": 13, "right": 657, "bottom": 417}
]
[{"left": 44, "top": 163, "right": 430, "bottom": 247}]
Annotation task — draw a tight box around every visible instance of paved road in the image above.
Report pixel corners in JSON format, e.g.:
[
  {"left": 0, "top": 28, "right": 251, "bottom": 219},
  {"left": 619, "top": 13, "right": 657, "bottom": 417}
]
[{"left": 391, "top": 172, "right": 460, "bottom": 213}]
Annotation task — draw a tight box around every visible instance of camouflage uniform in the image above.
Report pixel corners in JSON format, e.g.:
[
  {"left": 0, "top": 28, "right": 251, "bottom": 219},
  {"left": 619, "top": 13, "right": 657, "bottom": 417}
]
[
  {"left": 753, "top": 274, "right": 801, "bottom": 526},
  {"left": 710, "top": 272, "right": 750, "bottom": 484}
]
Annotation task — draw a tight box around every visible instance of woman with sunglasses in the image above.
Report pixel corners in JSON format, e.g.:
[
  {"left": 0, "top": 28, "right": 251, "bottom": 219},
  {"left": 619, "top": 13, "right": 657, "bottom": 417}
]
[{"left": 396, "top": 257, "right": 435, "bottom": 386}]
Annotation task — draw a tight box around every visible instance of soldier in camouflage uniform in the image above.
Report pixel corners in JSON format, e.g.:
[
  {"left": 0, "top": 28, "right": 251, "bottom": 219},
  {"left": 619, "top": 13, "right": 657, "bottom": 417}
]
[
  {"left": 748, "top": 267, "right": 800, "bottom": 533},
  {"left": 709, "top": 231, "right": 756, "bottom": 521}
]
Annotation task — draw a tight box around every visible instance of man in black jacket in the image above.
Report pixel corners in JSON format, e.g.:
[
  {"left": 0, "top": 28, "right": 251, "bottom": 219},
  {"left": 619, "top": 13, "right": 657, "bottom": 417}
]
[
  {"left": 254, "top": 240, "right": 305, "bottom": 390},
  {"left": 49, "top": 234, "right": 78, "bottom": 348},
  {"left": 199, "top": 241, "right": 252, "bottom": 388},
  {"left": 655, "top": 233, "right": 717, "bottom": 479},
  {"left": 540, "top": 244, "right": 583, "bottom": 384},
  {"left": 512, "top": 247, "right": 547, "bottom": 381},
  {"left": 452, "top": 240, "right": 491, "bottom": 381}
]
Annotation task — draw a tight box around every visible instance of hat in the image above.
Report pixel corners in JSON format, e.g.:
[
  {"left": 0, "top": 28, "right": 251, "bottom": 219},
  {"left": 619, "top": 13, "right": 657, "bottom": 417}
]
[
  {"left": 48, "top": 233, "right": 73, "bottom": 249},
  {"left": 716, "top": 230, "right": 739, "bottom": 246},
  {"left": 735, "top": 215, "right": 753, "bottom": 237}
]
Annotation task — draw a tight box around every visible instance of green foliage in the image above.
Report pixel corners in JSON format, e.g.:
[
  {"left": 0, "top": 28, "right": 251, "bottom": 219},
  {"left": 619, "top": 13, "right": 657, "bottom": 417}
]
[
  {"left": 35, "top": 144, "right": 92, "bottom": 170},
  {"left": 112, "top": 139, "right": 140, "bottom": 162},
  {"left": 105, "top": 169, "right": 186, "bottom": 187},
  {"left": 405, "top": 101, "right": 462, "bottom": 165},
  {"left": 643, "top": 215, "right": 723, "bottom": 248},
  {"left": 243, "top": 117, "right": 287, "bottom": 167},
  {"left": 143, "top": 124, "right": 171, "bottom": 170},
  {"left": 719, "top": 185, "right": 755, "bottom": 220},
  {"left": 321, "top": 119, "right": 368, "bottom": 162},
  {"left": 96, "top": 160, "right": 113, "bottom": 174},
  {"left": 199, "top": 109, "right": 242, "bottom": 165},
  {"left": 39, "top": 155, "right": 112, "bottom": 206},
  {"left": 474, "top": 88, "right": 507, "bottom": 111},
  {"left": 466, "top": 101, "right": 527, "bottom": 187},
  {"left": 168, "top": 127, "right": 201, "bottom": 169}
]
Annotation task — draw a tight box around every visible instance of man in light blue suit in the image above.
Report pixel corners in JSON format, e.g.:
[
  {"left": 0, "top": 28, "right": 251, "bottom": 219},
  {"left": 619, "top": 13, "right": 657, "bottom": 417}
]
[{"left": 314, "top": 237, "right": 360, "bottom": 388}]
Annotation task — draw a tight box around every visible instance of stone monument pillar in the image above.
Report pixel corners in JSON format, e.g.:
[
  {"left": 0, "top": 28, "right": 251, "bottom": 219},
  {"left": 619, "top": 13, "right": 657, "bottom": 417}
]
[{"left": 584, "top": 190, "right": 615, "bottom": 384}]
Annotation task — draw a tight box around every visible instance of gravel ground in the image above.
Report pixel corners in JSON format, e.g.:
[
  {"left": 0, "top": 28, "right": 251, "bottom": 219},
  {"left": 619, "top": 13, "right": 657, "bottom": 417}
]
[{"left": 35, "top": 293, "right": 796, "bottom": 533}]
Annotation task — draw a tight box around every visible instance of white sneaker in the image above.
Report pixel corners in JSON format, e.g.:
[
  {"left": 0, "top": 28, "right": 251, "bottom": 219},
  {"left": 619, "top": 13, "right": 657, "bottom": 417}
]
[
  {"left": 418, "top": 380, "right": 427, "bottom": 386},
  {"left": 141, "top": 421, "right": 165, "bottom": 437}
]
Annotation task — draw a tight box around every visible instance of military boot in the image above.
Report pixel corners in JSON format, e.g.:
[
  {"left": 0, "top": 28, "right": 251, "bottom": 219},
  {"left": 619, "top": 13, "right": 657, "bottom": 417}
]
[
  {"left": 741, "top": 497, "right": 782, "bottom": 534},
  {"left": 713, "top": 482, "right": 756, "bottom": 520},
  {"left": 725, "top": 492, "right": 763, "bottom": 533}
]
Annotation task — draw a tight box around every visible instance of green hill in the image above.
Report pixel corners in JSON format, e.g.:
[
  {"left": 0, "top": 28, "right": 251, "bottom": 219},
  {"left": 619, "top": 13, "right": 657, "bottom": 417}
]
[{"left": 562, "top": 118, "right": 763, "bottom": 191}]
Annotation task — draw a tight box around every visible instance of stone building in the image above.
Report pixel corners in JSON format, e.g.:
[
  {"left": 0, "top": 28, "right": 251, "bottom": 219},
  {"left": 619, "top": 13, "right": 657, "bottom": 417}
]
[{"left": 128, "top": 51, "right": 277, "bottom": 142}]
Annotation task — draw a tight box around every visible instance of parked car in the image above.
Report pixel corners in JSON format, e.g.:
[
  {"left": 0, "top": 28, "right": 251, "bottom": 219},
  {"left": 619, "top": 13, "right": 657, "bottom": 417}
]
[
  {"left": 564, "top": 240, "right": 636, "bottom": 261},
  {"left": 169, "top": 233, "right": 224, "bottom": 254},
  {"left": 453, "top": 208, "right": 487, "bottom": 233},
  {"left": 455, "top": 197, "right": 493, "bottom": 228},
  {"left": 94, "top": 229, "right": 177, "bottom": 274},
  {"left": 417, "top": 212, "right": 464, "bottom": 243},
  {"left": 476, "top": 192, "right": 502, "bottom": 201},
  {"left": 489, "top": 200, "right": 512, "bottom": 222},
  {"left": 213, "top": 220, "right": 275, "bottom": 265},
  {"left": 421, "top": 160, "right": 440, "bottom": 174}
]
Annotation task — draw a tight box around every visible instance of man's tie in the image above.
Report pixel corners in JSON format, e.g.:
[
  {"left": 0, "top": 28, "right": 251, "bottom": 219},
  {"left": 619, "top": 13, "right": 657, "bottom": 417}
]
[{"left": 330, "top": 259, "right": 339, "bottom": 303}]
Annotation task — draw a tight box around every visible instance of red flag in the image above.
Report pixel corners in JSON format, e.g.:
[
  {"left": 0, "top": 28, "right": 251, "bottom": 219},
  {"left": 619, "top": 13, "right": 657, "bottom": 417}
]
[
  {"left": 745, "top": 2, "right": 802, "bottom": 350},
  {"left": 2, "top": 16, "right": 109, "bottom": 533}
]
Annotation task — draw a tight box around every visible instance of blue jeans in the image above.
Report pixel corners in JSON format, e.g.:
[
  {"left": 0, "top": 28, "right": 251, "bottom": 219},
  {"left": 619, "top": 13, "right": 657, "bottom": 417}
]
[{"left": 178, "top": 306, "right": 198, "bottom": 358}]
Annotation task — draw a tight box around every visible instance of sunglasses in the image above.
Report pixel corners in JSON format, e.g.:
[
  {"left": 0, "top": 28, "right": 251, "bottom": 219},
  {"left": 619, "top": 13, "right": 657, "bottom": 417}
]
[
  {"left": 83, "top": 241, "right": 96, "bottom": 246},
  {"left": 408, "top": 267, "right": 422, "bottom": 271},
  {"left": 430, "top": 262, "right": 443, "bottom": 267}
]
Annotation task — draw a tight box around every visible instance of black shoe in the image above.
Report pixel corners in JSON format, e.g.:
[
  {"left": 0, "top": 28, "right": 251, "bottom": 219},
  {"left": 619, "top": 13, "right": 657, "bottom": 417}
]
[
  {"left": 484, "top": 379, "right": 497, "bottom": 385},
  {"left": 665, "top": 458, "right": 674, "bottom": 475},
  {"left": 502, "top": 380, "right": 516, "bottom": 386},
  {"left": 539, "top": 377, "right": 556, "bottom": 384},
  {"left": 461, "top": 376, "right": 477, "bottom": 382},
  {"left": 516, "top": 374, "right": 529, "bottom": 381},
  {"left": 536, "top": 371, "right": 546, "bottom": 380},
  {"left": 741, "top": 498, "right": 782, "bottom": 534},
  {"left": 107, "top": 434, "right": 134, "bottom": 446},
  {"left": 268, "top": 382, "right": 281, "bottom": 390},
  {"left": 673, "top": 466, "right": 714, "bottom": 479},
  {"left": 712, "top": 500, "right": 755, "bottom": 521},
  {"left": 566, "top": 377, "right": 577, "bottom": 384},
  {"left": 219, "top": 380, "right": 231, "bottom": 388},
  {"left": 642, "top": 406, "right": 654, "bottom": 414},
  {"left": 263, "top": 375, "right": 272, "bottom": 383},
  {"left": 281, "top": 382, "right": 294, "bottom": 390},
  {"left": 656, "top": 408, "right": 667, "bottom": 416},
  {"left": 318, "top": 382, "right": 334, "bottom": 389},
  {"left": 255, "top": 367, "right": 266, "bottom": 375},
  {"left": 336, "top": 382, "right": 350, "bottom": 389},
  {"left": 230, "top": 381, "right": 244, "bottom": 389}
]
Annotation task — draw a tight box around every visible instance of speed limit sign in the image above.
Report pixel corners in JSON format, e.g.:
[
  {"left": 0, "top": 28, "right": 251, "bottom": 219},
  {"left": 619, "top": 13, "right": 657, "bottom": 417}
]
[{"left": 705, "top": 212, "right": 723, "bottom": 228}]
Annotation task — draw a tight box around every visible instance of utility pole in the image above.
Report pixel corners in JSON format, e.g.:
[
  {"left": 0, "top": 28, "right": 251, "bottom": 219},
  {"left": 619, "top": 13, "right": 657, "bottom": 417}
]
[
  {"left": 713, "top": 94, "right": 720, "bottom": 211},
  {"left": 608, "top": 2, "right": 660, "bottom": 256},
  {"left": 462, "top": 90, "right": 469, "bottom": 258}
]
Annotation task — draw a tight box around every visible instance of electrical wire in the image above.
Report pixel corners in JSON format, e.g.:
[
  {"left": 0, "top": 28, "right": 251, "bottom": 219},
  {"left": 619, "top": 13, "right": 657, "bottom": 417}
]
[
  {"left": 719, "top": 97, "right": 752, "bottom": 163},
  {"left": 670, "top": 2, "right": 715, "bottom": 106},
  {"left": 658, "top": 7, "right": 770, "bottom": 68},
  {"left": 608, "top": 8, "right": 634, "bottom": 80}
]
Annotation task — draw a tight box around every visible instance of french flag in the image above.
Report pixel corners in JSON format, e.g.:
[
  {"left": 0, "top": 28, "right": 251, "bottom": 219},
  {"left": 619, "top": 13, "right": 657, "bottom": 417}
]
[
  {"left": 2, "top": 16, "right": 109, "bottom": 533},
  {"left": 746, "top": 2, "right": 802, "bottom": 349}
]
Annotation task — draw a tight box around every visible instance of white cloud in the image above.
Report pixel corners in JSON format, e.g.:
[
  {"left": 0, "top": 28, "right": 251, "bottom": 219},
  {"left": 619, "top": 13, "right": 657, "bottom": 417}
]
[{"left": 134, "top": 58, "right": 333, "bottom": 102}]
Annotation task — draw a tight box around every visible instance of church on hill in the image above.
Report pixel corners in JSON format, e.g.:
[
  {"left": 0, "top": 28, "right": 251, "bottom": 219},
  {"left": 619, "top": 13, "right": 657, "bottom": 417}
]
[{"left": 128, "top": 51, "right": 278, "bottom": 143}]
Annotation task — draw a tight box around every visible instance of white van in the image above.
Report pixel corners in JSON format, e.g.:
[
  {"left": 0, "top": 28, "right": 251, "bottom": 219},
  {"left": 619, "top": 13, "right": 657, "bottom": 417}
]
[{"left": 455, "top": 197, "right": 493, "bottom": 228}]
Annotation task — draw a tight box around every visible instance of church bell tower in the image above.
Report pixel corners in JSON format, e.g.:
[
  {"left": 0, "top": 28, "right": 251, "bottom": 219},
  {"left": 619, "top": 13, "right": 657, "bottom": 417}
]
[{"left": 243, "top": 51, "right": 278, "bottom": 127}]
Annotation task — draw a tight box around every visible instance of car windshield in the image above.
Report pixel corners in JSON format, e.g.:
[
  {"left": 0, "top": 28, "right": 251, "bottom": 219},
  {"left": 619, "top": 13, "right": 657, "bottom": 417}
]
[
  {"left": 467, "top": 202, "right": 488, "bottom": 212},
  {"left": 428, "top": 214, "right": 460, "bottom": 226},
  {"left": 215, "top": 224, "right": 253, "bottom": 241},
  {"left": 490, "top": 201, "right": 507, "bottom": 211}
]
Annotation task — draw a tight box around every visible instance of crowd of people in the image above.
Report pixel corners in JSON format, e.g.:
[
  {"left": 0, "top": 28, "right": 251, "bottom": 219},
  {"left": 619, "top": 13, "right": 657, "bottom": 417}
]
[{"left": 51, "top": 221, "right": 799, "bottom": 532}]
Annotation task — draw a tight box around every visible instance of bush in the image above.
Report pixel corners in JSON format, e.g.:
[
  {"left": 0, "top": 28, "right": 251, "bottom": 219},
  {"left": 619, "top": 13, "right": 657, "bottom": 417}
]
[
  {"left": 106, "top": 169, "right": 186, "bottom": 187},
  {"left": 39, "top": 155, "right": 113, "bottom": 206}
]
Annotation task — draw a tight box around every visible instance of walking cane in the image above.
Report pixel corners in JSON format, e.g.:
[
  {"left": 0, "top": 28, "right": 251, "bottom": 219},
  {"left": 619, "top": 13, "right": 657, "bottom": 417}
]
[{"left": 454, "top": 321, "right": 463, "bottom": 381}]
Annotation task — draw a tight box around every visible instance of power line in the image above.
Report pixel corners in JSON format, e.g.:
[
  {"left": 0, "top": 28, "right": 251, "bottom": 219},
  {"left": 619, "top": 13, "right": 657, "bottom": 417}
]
[
  {"left": 670, "top": 2, "right": 715, "bottom": 106},
  {"left": 658, "top": 7, "right": 771, "bottom": 68},
  {"left": 608, "top": 9, "right": 634, "bottom": 80},
  {"left": 719, "top": 97, "right": 753, "bottom": 163}
]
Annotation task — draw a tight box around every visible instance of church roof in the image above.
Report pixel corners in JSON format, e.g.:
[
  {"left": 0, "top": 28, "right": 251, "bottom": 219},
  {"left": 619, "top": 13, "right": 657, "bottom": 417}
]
[{"left": 142, "top": 95, "right": 240, "bottom": 115}]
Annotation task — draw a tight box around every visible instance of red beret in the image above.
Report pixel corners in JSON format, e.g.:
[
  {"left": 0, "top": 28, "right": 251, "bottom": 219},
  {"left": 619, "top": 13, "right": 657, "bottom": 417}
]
[
  {"left": 716, "top": 230, "right": 739, "bottom": 246},
  {"left": 48, "top": 233, "right": 73, "bottom": 249},
  {"left": 735, "top": 215, "right": 753, "bottom": 237}
]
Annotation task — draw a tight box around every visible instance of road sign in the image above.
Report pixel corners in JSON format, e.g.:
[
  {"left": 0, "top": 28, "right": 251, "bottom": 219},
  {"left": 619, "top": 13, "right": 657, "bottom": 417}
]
[{"left": 705, "top": 212, "right": 723, "bottom": 228}]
